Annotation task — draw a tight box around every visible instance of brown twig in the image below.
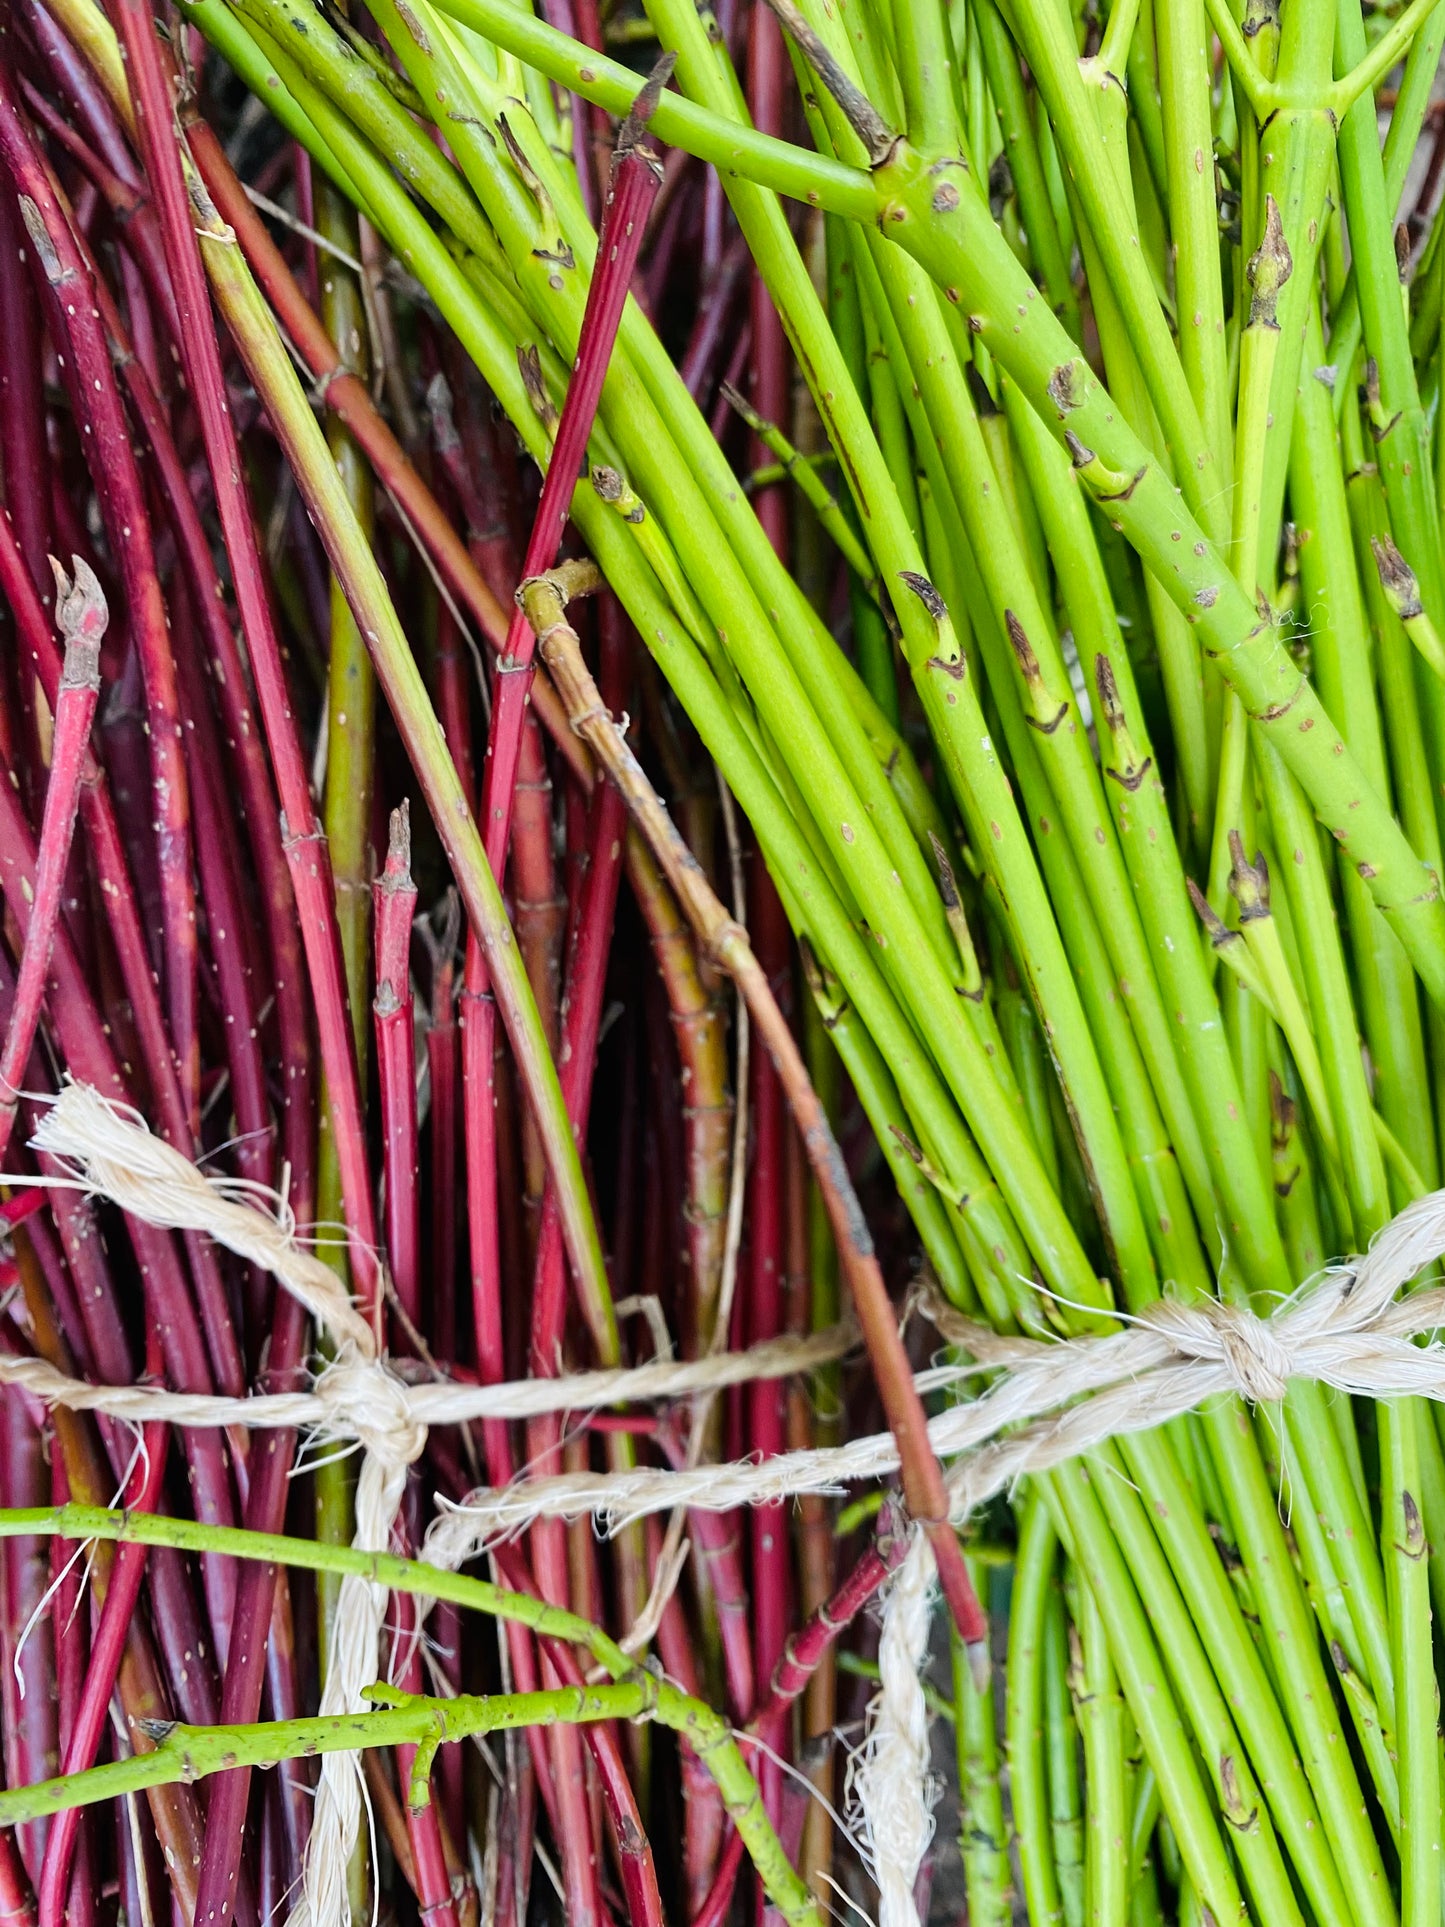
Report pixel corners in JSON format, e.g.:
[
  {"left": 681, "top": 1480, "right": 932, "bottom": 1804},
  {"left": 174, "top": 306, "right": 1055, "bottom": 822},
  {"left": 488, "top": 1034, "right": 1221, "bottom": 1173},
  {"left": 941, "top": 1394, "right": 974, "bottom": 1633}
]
[{"left": 520, "top": 565, "right": 987, "bottom": 1656}]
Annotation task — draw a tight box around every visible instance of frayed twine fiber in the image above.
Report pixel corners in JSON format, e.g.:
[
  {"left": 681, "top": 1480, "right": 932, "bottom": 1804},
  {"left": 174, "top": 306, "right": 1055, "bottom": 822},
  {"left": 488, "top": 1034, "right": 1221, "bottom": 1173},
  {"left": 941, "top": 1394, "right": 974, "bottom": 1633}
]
[
  {"left": 847, "top": 1531, "right": 939, "bottom": 1927},
  {"left": 17, "top": 1082, "right": 1445, "bottom": 1927}
]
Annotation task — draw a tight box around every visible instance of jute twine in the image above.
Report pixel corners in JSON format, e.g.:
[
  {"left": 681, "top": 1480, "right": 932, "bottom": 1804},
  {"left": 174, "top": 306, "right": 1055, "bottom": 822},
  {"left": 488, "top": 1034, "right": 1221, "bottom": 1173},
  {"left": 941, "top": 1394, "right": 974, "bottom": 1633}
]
[{"left": 12, "top": 1081, "right": 1445, "bottom": 1927}]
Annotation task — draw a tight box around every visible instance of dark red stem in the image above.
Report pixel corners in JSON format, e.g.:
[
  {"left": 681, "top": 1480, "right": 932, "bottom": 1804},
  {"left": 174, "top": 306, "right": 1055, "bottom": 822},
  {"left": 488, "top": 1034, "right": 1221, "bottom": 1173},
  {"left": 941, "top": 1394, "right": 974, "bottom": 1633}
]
[
  {"left": 35, "top": 1424, "right": 166, "bottom": 1927},
  {"left": 0, "top": 756, "right": 240, "bottom": 1659},
  {"left": 0, "top": 65, "right": 200, "bottom": 1130},
  {"left": 479, "top": 76, "right": 667, "bottom": 870},
  {"left": 0, "top": 1831, "right": 35, "bottom": 1927},
  {"left": 489, "top": 1542, "right": 664, "bottom": 1927},
  {"left": 99, "top": 0, "right": 380, "bottom": 1312}
]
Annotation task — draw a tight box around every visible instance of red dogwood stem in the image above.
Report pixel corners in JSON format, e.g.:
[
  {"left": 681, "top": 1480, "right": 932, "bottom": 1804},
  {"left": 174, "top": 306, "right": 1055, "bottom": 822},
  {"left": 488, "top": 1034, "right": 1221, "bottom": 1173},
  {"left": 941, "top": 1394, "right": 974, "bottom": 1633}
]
[
  {"left": 0, "top": 72, "right": 199, "bottom": 1131},
  {"left": 0, "top": 562, "right": 103, "bottom": 1163},
  {"left": 97, "top": 0, "right": 380, "bottom": 1313},
  {"left": 35, "top": 1425, "right": 166, "bottom": 1927},
  {"left": 478, "top": 59, "right": 671, "bottom": 868},
  {"left": 692, "top": 1508, "right": 911, "bottom": 1927},
  {"left": 375, "top": 804, "right": 421, "bottom": 1333}
]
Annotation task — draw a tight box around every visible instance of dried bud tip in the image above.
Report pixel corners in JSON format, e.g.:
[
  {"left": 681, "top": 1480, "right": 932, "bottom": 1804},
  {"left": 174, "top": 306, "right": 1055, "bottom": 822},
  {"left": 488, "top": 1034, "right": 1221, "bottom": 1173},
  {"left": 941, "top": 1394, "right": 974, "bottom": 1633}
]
[
  {"left": 1004, "top": 610, "right": 1040, "bottom": 680},
  {"left": 1226, "top": 833, "right": 1271, "bottom": 919},
  {"left": 424, "top": 371, "right": 460, "bottom": 452},
  {"left": 51, "top": 554, "right": 107, "bottom": 675},
  {"left": 965, "top": 1638, "right": 991, "bottom": 1694},
  {"left": 760, "top": 0, "right": 897, "bottom": 165},
  {"left": 928, "top": 829, "right": 959, "bottom": 908},
  {"left": 618, "top": 50, "right": 677, "bottom": 153},
  {"left": 797, "top": 934, "right": 822, "bottom": 993},
  {"left": 1185, "top": 876, "right": 1229, "bottom": 946},
  {"left": 1046, "top": 362, "right": 1084, "bottom": 413},
  {"left": 497, "top": 116, "right": 544, "bottom": 199},
  {"left": 1093, "top": 651, "right": 1123, "bottom": 727},
  {"left": 898, "top": 570, "right": 948, "bottom": 622},
  {"left": 517, "top": 344, "right": 557, "bottom": 430},
  {"left": 381, "top": 800, "right": 413, "bottom": 885},
  {"left": 718, "top": 379, "right": 765, "bottom": 433},
  {"left": 1268, "top": 1069, "right": 1297, "bottom": 1143},
  {"left": 1246, "top": 195, "right": 1292, "bottom": 328},
  {"left": 965, "top": 363, "right": 998, "bottom": 417},
  {"left": 1371, "top": 533, "right": 1424, "bottom": 619},
  {"left": 17, "top": 197, "right": 62, "bottom": 283}
]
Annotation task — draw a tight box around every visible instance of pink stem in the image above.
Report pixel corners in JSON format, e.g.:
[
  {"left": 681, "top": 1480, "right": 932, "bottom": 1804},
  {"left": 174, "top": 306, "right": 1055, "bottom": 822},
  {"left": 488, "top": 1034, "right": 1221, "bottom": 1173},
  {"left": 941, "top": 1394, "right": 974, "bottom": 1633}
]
[
  {"left": 746, "top": 861, "right": 790, "bottom": 1851},
  {"left": 0, "top": 190, "right": 48, "bottom": 609},
  {"left": 0, "top": 514, "right": 184, "bottom": 1177},
  {"left": 16, "top": 71, "right": 179, "bottom": 342},
  {"left": 0, "top": 563, "right": 103, "bottom": 1162},
  {"left": 528, "top": 601, "right": 629, "bottom": 1368},
  {"left": 0, "top": 0, "right": 51, "bottom": 812},
  {"left": 434, "top": 599, "right": 477, "bottom": 818},
  {"left": 647, "top": 1514, "right": 725, "bottom": 1916},
  {"left": 374, "top": 803, "right": 421, "bottom": 1334},
  {"left": 519, "top": 609, "right": 629, "bottom": 1927},
  {"left": 484, "top": 154, "right": 667, "bottom": 1869},
  {"left": 0, "top": 1391, "right": 55, "bottom": 1885},
  {"left": 394, "top": 1631, "right": 461, "bottom": 1927},
  {"left": 389, "top": 1542, "right": 458, "bottom": 1927},
  {"left": 0, "top": 1191, "right": 44, "bottom": 1234},
  {"left": 75, "top": 181, "right": 317, "bottom": 1211},
  {"left": 426, "top": 905, "right": 460, "bottom": 1363},
  {"left": 742, "top": 13, "right": 795, "bottom": 1859},
  {"left": 169, "top": 588, "right": 272, "bottom": 1197},
  {"left": 678, "top": 237, "right": 749, "bottom": 403},
  {"left": 21, "top": 20, "right": 317, "bottom": 1221},
  {"left": 0, "top": 1827, "right": 36, "bottom": 1927},
  {"left": 656, "top": 1419, "right": 755, "bottom": 1720}
]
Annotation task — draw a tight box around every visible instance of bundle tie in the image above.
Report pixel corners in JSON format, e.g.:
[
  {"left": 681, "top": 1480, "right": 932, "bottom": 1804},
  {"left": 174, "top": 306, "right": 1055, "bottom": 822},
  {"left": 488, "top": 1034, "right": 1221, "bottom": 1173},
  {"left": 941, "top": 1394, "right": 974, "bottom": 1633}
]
[
  {"left": 12, "top": 1083, "right": 1445, "bottom": 1927},
  {"left": 16, "top": 1086, "right": 1445, "bottom": 1537}
]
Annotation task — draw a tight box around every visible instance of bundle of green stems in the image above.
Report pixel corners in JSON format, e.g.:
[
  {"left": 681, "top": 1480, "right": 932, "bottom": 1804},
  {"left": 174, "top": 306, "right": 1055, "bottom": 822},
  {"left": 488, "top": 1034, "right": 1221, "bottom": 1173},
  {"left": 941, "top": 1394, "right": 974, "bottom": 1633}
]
[{"left": 6, "top": 0, "right": 1445, "bottom": 1912}]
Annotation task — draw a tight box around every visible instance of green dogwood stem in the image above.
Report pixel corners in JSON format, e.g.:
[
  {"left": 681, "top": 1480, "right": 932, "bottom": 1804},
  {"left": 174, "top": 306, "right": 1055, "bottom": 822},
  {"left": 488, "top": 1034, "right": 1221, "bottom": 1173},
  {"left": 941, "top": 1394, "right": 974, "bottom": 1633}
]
[
  {"left": 0, "top": 1684, "right": 651, "bottom": 1823},
  {"left": 418, "top": 0, "right": 1445, "bottom": 1016},
  {"left": 870, "top": 145, "right": 1445, "bottom": 1012},
  {"left": 428, "top": 0, "right": 874, "bottom": 217},
  {"left": 0, "top": 1507, "right": 820, "bottom": 1927}
]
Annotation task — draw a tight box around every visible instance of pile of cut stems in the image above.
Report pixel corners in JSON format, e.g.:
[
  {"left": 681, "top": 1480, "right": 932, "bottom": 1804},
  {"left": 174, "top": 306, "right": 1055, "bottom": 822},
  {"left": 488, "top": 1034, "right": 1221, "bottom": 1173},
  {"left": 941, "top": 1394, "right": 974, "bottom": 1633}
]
[{"left": 0, "top": 0, "right": 1444, "bottom": 1918}]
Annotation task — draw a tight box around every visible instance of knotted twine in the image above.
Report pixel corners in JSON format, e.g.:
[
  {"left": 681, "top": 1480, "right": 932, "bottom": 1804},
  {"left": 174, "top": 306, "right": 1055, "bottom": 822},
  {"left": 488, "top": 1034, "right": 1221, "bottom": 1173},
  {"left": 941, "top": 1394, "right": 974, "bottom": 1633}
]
[{"left": 15, "top": 1081, "right": 1445, "bottom": 1927}]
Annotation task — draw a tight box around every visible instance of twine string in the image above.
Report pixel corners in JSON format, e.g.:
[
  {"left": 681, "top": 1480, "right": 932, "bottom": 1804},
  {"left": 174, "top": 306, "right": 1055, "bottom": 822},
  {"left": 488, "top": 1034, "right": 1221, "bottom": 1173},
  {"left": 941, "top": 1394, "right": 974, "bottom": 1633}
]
[{"left": 848, "top": 1530, "right": 939, "bottom": 1927}]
